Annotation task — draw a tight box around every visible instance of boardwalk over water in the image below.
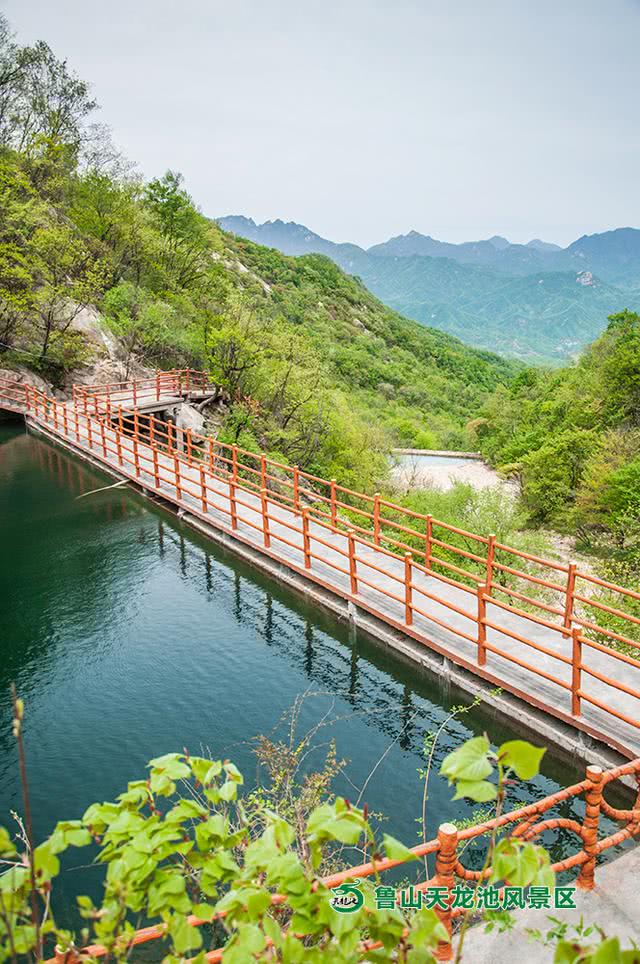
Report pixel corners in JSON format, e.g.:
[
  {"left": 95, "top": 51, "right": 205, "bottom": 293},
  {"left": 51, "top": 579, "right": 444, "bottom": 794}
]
[{"left": 2, "top": 370, "right": 640, "bottom": 760}]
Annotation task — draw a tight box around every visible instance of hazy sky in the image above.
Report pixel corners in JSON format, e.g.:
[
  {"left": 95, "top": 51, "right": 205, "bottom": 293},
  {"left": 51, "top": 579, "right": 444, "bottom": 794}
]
[{"left": 5, "top": 0, "right": 640, "bottom": 247}]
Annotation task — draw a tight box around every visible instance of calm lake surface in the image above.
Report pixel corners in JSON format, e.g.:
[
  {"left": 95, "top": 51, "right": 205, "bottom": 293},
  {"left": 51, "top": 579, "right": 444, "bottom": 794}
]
[{"left": 0, "top": 424, "right": 627, "bottom": 918}]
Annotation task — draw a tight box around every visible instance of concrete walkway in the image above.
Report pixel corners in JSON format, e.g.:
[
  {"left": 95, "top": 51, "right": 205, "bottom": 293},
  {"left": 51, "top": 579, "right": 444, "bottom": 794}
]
[
  {"left": 460, "top": 846, "right": 640, "bottom": 962},
  {"left": 20, "top": 395, "right": 640, "bottom": 760}
]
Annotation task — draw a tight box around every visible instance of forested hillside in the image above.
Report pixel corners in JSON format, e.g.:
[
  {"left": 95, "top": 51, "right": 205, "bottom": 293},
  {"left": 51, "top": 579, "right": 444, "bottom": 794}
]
[
  {"left": 477, "top": 309, "right": 640, "bottom": 556},
  {"left": 0, "top": 14, "right": 518, "bottom": 492}
]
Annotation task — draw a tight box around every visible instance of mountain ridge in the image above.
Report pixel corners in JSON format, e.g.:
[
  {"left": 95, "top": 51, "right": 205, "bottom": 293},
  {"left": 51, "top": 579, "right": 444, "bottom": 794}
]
[{"left": 217, "top": 216, "right": 640, "bottom": 361}]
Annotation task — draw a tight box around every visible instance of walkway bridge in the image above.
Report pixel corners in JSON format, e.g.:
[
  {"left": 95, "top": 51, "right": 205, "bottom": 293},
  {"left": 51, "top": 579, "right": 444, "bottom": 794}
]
[{"left": 2, "top": 369, "right": 640, "bottom": 961}]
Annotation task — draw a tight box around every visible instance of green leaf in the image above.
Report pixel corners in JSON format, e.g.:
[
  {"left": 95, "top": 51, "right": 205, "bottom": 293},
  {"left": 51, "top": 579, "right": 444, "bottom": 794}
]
[
  {"left": 383, "top": 834, "right": 418, "bottom": 863},
  {"left": 190, "top": 757, "right": 222, "bottom": 786},
  {"left": 491, "top": 839, "right": 554, "bottom": 888},
  {"left": 168, "top": 912, "right": 202, "bottom": 954},
  {"left": 441, "top": 736, "right": 492, "bottom": 783},
  {"left": 218, "top": 780, "right": 237, "bottom": 802},
  {"left": 499, "top": 740, "right": 546, "bottom": 780},
  {"left": 147, "top": 752, "right": 191, "bottom": 781},
  {"left": 165, "top": 799, "right": 208, "bottom": 822},
  {"left": 452, "top": 779, "right": 497, "bottom": 802},
  {"left": 33, "top": 841, "right": 60, "bottom": 882},
  {"left": 224, "top": 761, "right": 244, "bottom": 784},
  {"left": 0, "top": 826, "right": 16, "bottom": 857}
]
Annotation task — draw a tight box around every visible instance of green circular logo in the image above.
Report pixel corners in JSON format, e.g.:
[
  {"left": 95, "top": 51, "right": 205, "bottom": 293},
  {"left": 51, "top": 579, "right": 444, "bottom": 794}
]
[{"left": 330, "top": 880, "right": 364, "bottom": 914}]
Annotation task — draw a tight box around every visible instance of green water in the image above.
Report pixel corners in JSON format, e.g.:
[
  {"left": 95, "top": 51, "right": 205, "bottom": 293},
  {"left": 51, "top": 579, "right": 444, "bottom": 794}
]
[{"left": 0, "top": 424, "right": 628, "bottom": 920}]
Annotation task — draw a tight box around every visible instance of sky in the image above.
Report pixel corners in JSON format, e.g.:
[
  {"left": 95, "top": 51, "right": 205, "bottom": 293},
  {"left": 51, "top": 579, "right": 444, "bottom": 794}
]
[{"left": 5, "top": 0, "right": 640, "bottom": 248}]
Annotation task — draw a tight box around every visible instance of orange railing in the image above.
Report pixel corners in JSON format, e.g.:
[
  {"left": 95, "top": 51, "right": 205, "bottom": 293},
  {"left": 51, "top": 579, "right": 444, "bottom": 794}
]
[
  {"left": 72, "top": 368, "right": 214, "bottom": 412},
  {"left": 2, "top": 372, "right": 639, "bottom": 959},
  {"left": 2, "top": 373, "right": 640, "bottom": 757},
  {"left": 47, "top": 757, "right": 640, "bottom": 962}
]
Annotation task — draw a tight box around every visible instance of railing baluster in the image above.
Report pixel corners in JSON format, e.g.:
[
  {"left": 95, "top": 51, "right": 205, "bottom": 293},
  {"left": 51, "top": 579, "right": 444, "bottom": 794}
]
[
  {"left": 576, "top": 765, "right": 604, "bottom": 890},
  {"left": 564, "top": 563, "right": 577, "bottom": 628},
  {"left": 293, "top": 465, "right": 300, "bottom": 514},
  {"left": 348, "top": 530, "right": 358, "bottom": 594},
  {"left": 330, "top": 479, "right": 337, "bottom": 530},
  {"left": 373, "top": 492, "right": 381, "bottom": 545},
  {"left": 571, "top": 626, "right": 582, "bottom": 716},
  {"left": 229, "top": 478, "right": 238, "bottom": 530},
  {"left": 434, "top": 823, "right": 457, "bottom": 961},
  {"left": 485, "top": 533, "right": 496, "bottom": 594},
  {"left": 200, "top": 467, "right": 207, "bottom": 513},
  {"left": 153, "top": 447, "right": 160, "bottom": 488},
  {"left": 477, "top": 582, "right": 487, "bottom": 665},
  {"left": 174, "top": 456, "right": 182, "bottom": 500},
  {"left": 425, "top": 514, "right": 433, "bottom": 570},
  {"left": 404, "top": 552, "right": 413, "bottom": 625},
  {"left": 261, "top": 487, "right": 270, "bottom": 547},
  {"left": 302, "top": 509, "right": 311, "bottom": 568}
]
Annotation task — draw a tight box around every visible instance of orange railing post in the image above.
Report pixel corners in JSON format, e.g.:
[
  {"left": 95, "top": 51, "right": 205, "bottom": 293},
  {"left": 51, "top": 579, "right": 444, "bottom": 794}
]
[
  {"left": 174, "top": 456, "right": 182, "bottom": 500},
  {"left": 101, "top": 419, "right": 107, "bottom": 458},
  {"left": 209, "top": 438, "right": 214, "bottom": 474},
  {"left": 116, "top": 409, "right": 123, "bottom": 466},
  {"left": 153, "top": 448, "right": 160, "bottom": 489},
  {"left": 261, "top": 454, "right": 267, "bottom": 490},
  {"left": 186, "top": 429, "right": 192, "bottom": 464},
  {"left": 87, "top": 413, "right": 93, "bottom": 450},
  {"left": 485, "top": 534, "right": 496, "bottom": 594},
  {"left": 477, "top": 582, "right": 487, "bottom": 665},
  {"left": 63, "top": 404, "right": 68, "bottom": 437},
  {"left": 330, "top": 479, "right": 337, "bottom": 530},
  {"left": 293, "top": 465, "right": 300, "bottom": 514},
  {"left": 404, "top": 552, "right": 413, "bottom": 625},
  {"left": 434, "top": 823, "right": 457, "bottom": 961},
  {"left": 302, "top": 509, "right": 311, "bottom": 568},
  {"left": 168, "top": 421, "right": 174, "bottom": 454},
  {"left": 261, "top": 487, "right": 270, "bottom": 547},
  {"left": 200, "top": 467, "right": 207, "bottom": 513},
  {"left": 229, "top": 477, "right": 238, "bottom": 530},
  {"left": 373, "top": 492, "right": 381, "bottom": 545},
  {"left": 133, "top": 437, "right": 140, "bottom": 477},
  {"left": 425, "top": 514, "right": 433, "bottom": 570},
  {"left": 133, "top": 380, "right": 138, "bottom": 407},
  {"left": 348, "top": 530, "right": 358, "bottom": 594},
  {"left": 232, "top": 445, "right": 239, "bottom": 484},
  {"left": 53, "top": 399, "right": 59, "bottom": 432},
  {"left": 156, "top": 369, "right": 161, "bottom": 401},
  {"left": 576, "top": 765, "right": 604, "bottom": 890},
  {"left": 564, "top": 563, "right": 577, "bottom": 629},
  {"left": 571, "top": 626, "right": 582, "bottom": 716}
]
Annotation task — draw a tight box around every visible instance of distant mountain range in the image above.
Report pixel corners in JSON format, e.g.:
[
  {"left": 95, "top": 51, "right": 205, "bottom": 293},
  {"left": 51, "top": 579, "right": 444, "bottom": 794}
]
[{"left": 217, "top": 217, "right": 640, "bottom": 362}]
